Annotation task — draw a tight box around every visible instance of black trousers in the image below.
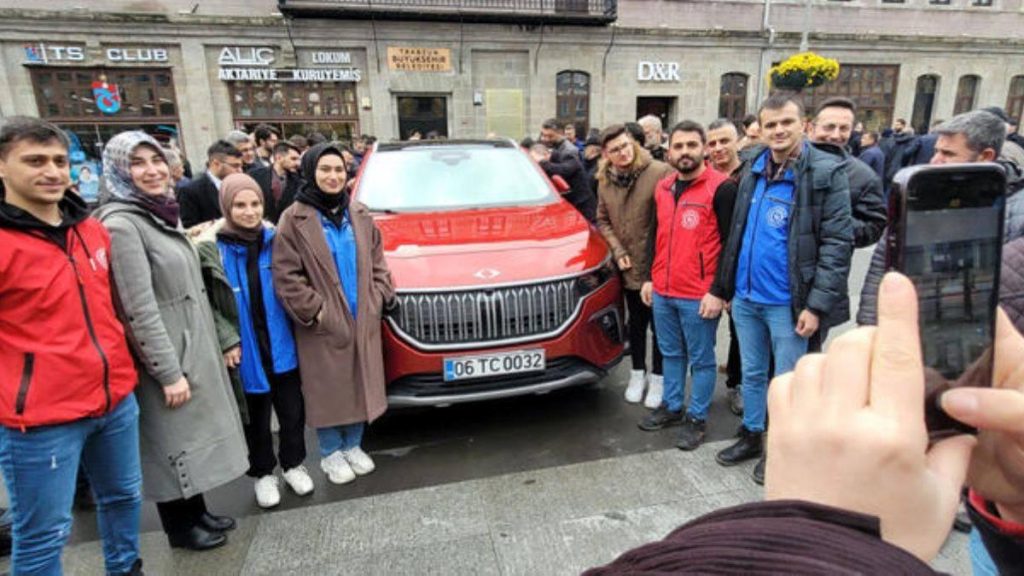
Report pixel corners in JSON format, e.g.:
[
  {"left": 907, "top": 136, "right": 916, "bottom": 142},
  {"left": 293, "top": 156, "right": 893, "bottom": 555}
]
[
  {"left": 243, "top": 370, "right": 307, "bottom": 478},
  {"left": 725, "top": 315, "right": 742, "bottom": 389},
  {"left": 624, "top": 288, "right": 663, "bottom": 375},
  {"left": 807, "top": 326, "right": 829, "bottom": 354},
  {"left": 156, "top": 494, "right": 208, "bottom": 536}
]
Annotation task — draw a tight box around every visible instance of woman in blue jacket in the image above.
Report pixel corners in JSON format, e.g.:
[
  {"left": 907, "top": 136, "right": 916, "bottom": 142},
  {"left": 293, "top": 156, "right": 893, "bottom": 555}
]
[{"left": 196, "top": 173, "right": 313, "bottom": 508}]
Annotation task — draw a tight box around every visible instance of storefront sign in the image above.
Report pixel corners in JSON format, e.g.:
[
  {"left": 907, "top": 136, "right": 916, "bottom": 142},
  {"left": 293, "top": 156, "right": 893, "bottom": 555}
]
[
  {"left": 218, "top": 67, "right": 362, "bottom": 82},
  {"left": 311, "top": 51, "right": 352, "bottom": 65},
  {"left": 219, "top": 47, "right": 275, "bottom": 67},
  {"left": 387, "top": 47, "right": 451, "bottom": 72},
  {"left": 106, "top": 48, "right": 169, "bottom": 63},
  {"left": 637, "top": 61, "right": 681, "bottom": 83},
  {"left": 92, "top": 76, "right": 122, "bottom": 114},
  {"left": 23, "top": 43, "right": 85, "bottom": 63}
]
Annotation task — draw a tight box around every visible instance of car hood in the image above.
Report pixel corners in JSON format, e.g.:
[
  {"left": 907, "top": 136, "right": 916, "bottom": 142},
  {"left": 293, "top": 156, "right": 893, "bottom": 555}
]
[{"left": 372, "top": 203, "right": 609, "bottom": 290}]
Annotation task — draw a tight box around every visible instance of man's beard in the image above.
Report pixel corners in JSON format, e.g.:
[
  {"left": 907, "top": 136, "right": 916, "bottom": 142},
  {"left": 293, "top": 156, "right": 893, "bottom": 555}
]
[{"left": 674, "top": 154, "right": 701, "bottom": 175}]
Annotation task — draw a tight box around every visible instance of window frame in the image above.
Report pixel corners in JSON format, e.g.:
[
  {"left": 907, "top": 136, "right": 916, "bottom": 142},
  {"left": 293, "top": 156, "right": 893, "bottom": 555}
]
[
  {"left": 718, "top": 72, "right": 749, "bottom": 124},
  {"left": 954, "top": 74, "right": 981, "bottom": 116},
  {"left": 555, "top": 70, "right": 591, "bottom": 135}
]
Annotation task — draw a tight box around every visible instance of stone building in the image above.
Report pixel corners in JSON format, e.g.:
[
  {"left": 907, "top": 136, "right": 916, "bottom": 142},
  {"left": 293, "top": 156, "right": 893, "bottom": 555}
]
[{"left": 0, "top": 0, "right": 1021, "bottom": 169}]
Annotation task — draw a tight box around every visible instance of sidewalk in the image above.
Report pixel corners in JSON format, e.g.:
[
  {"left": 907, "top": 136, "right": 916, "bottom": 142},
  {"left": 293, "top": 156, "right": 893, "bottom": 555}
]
[{"left": 50, "top": 439, "right": 969, "bottom": 576}]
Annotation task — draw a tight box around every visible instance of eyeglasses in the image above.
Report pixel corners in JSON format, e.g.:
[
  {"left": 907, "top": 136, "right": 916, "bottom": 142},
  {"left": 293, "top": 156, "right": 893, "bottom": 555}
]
[{"left": 606, "top": 142, "right": 631, "bottom": 156}]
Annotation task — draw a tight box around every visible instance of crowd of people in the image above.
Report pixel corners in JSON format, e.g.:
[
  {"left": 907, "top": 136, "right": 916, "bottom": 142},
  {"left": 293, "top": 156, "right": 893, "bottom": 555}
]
[{"left": 0, "top": 95, "right": 1022, "bottom": 575}]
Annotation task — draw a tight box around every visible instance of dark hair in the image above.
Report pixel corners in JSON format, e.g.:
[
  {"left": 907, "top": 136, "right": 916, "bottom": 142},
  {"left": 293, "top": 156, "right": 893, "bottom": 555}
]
[
  {"left": 758, "top": 91, "right": 805, "bottom": 121},
  {"left": 306, "top": 132, "right": 328, "bottom": 146},
  {"left": 253, "top": 124, "right": 279, "bottom": 146},
  {"left": 816, "top": 97, "right": 857, "bottom": 117},
  {"left": 564, "top": 122, "right": 577, "bottom": 132},
  {"left": 864, "top": 131, "right": 879, "bottom": 142},
  {"left": 272, "top": 141, "right": 300, "bottom": 157},
  {"left": 707, "top": 118, "right": 738, "bottom": 133},
  {"left": 741, "top": 114, "right": 758, "bottom": 129},
  {"left": 363, "top": 135, "right": 377, "bottom": 145},
  {"left": 624, "top": 122, "right": 645, "bottom": 144},
  {"left": 519, "top": 136, "right": 535, "bottom": 149},
  {"left": 598, "top": 124, "right": 629, "bottom": 148},
  {"left": 0, "top": 116, "right": 70, "bottom": 158},
  {"left": 288, "top": 134, "right": 309, "bottom": 150},
  {"left": 895, "top": 118, "right": 908, "bottom": 125},
  {"left": 541, "top": 118, "right": 563, "bottom": 132},
  {"left": 669, "top": 120, "right": 707, "bottom": 144},
  {"left": 207, "top": 139, "right": 243, "bottom": 160}
]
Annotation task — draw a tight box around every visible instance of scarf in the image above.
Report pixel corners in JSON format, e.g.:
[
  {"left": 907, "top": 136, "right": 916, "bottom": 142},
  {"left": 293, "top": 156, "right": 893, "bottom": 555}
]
[
  {"left": 296, "top": 142, "right": 350, "bottom": 226},
  {"left": 100, "top": 131, "right": 180, "bottom": 227},
  {"left": 217, "top": 173, "right": 264, "bottom": 243}
]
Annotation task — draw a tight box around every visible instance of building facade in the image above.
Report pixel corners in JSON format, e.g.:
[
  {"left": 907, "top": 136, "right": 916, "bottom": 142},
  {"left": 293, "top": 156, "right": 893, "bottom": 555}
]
[{"left": 0, "top": 0, "right": 1022, "bottom": 169}]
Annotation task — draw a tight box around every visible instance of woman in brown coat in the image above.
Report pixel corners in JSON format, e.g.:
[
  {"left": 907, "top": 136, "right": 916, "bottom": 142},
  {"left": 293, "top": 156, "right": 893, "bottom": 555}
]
[{"left": 272, "top": 142, "right": 395, "bottom": 485}]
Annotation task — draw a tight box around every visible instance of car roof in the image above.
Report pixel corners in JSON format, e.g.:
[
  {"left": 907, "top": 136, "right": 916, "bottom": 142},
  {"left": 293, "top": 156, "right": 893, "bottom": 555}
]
[{"left": 374, "top": 139, "right": 517, "bottom": 153}]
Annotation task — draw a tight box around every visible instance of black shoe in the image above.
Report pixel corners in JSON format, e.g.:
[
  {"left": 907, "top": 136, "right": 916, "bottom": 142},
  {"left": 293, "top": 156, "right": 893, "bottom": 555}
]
[
  {"left": 715, "top": 427, "right": 763, "bottom": 466},
  {"left": 752, "top": 456, "right": 766, "bottom": 486},
  {"left": 199, "top": 512, "right": 236, "bottom": 533},
  {"left": 727, "top": 387, "right": 744, "bottom": 417},
  {"left": 638, "top": 405, "right": 683, "bottom": 431},
  {"left": 168, "top": 526, "right": 227, "bottom": 551},
  {"left": 675, "top": 415, "right": 707, "bottom": 451},
  {"left": 111, "top": 559, "right": 144, "bottom": 576}
]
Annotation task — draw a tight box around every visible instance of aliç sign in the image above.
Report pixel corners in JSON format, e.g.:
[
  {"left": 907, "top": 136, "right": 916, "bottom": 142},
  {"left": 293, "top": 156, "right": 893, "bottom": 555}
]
[{"left": 217, "top": 46, "right": 362, "bottom": 83}]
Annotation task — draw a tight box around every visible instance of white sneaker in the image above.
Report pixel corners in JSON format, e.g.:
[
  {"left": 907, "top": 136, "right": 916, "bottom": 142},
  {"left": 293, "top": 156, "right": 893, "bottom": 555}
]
[
  {"left": 282, "top": 465, "right": 314, "bottom": 496},
  {"left": 320, "top": 451, "right": 356, "bottom": 485},
  {"left": 644, "top": 374, "right": 664, "bottom": 409},
  {"left": 254, "top": 475, "right": 281, "bottom": 509},
  {"left": 624, "top": 369, "right": 647, "bottom": 403},
  {"left": 342, "top": 446, "right": 376, "bottom": 476}
]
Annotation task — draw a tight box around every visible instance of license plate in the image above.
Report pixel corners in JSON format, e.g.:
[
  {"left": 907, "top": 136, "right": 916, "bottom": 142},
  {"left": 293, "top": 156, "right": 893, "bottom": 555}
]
[{"left": 443, "top": 349, "right": 546, "bottom": 382}]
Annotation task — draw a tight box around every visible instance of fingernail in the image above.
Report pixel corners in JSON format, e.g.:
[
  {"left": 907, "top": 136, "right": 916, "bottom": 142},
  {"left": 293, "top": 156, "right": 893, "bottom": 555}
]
[
  {"left": 881, "top": 272, "right": 906, "bottom": 295},
  {"left": 941, "top": 389, "right": 979, "bottom": 415}
]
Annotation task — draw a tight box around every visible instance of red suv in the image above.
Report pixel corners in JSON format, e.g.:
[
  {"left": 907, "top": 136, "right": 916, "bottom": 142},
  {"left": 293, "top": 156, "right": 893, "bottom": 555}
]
[{"left": 355, "top": 140, "right": 625, "bottom": 407}]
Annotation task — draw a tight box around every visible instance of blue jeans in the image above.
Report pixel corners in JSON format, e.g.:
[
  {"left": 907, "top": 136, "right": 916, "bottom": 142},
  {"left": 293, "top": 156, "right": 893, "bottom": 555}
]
[
  {"left": 315, "top": 422, "right": 366, "bottom": 458},
  {"left": 969, "top": 527, "right": 998, "bottom": 576},
  {"left": 0, "top": 394, "right": 142, "bottom": 576},
  {"left": 652, "top": 293, "right": 720, "bottom": 419},
  {"left": 732, "top": 298, "right": 808, "bottom": 432}
]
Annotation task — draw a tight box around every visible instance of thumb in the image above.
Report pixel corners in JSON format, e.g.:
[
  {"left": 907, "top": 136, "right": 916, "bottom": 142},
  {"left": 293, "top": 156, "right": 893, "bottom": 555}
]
[{"left": 926, "top": 434, "right": 976, "bottom": 492}]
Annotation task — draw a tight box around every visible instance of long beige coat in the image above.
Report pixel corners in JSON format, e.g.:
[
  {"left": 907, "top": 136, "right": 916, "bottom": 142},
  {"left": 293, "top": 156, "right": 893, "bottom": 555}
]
[
  {"left": 595, "top": 146, "right": 674, "bottom": 290},
  {"left": 95, "top": 201, "right": 248, "bottom": 502},
  {"left": 271, "top": 201, "right": 394, "bottom": 428}
]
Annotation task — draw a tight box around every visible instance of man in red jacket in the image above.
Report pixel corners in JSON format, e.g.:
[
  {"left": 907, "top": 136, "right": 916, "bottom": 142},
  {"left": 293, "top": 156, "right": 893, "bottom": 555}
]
[
  {"left": 639, "top": 120, "right": 737, "bottom": 450},
  {"left": 0, "top": 117, "right": 143, "bottom": 575}
]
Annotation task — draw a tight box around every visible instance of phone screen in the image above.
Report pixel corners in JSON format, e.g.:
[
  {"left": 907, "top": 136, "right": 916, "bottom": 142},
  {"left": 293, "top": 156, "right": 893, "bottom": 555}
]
[{"left": 894, "top": 166, "right": 1005, "bottom": 437}]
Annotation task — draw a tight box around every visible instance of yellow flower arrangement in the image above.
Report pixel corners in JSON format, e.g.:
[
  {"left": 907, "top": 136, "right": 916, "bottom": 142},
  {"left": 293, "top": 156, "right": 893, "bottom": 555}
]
[{"left": 769, "top": 52, "right": 840, "bottom": 91}]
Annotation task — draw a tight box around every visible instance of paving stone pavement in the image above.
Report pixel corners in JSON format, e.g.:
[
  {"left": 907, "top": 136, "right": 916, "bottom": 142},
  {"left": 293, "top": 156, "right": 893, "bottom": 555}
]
[{"left": 41, "top": 438, "right": 969, "bottom": 576}]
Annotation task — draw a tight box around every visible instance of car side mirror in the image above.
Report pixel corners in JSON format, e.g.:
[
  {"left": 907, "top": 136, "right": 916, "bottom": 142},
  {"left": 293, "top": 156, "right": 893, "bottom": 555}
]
[{"left": 551, "top": 175, "right": 571, "bottom": 194}]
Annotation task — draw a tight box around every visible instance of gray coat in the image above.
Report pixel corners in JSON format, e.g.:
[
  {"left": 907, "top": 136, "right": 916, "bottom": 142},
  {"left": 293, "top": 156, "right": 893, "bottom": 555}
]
[{"left": 95, "top": 201, "right": 248, "bottom": 502}]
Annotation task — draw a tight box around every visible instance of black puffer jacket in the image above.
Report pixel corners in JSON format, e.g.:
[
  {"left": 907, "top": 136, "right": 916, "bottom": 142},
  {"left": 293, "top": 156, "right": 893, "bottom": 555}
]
[
  {"left": 716, "top": 143, "right": 854, "bottom": 329},
  {"left": 857, "top": 159, "right": 1024, "bottom": 326},
  {"left": 816, "top": 143, "right": 886, "bottom": 248}
]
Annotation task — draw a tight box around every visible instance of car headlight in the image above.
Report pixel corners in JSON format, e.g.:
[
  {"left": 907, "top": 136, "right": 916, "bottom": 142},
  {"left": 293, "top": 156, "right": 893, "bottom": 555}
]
[{"left": 576, "top": 257, "right": 616, "bottom": 297}]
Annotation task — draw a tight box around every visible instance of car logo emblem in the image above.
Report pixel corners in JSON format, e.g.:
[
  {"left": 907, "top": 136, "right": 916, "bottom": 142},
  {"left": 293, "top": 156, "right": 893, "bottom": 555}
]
[{"left": 474, "top": 268, "right": 501, "bottom": 280}]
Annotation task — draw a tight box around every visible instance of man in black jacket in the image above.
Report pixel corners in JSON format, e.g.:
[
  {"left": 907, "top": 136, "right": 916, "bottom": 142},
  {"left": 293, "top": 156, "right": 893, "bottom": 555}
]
[
  {"left": 537, "top": 118, "right": 597, "bottom": 222},
  {"left": 247, "top": 141, "right": 302, "bottom": 224},
  {"left": 177, "top": 140, "right": 243, "bottom": 228},
  {"left": 712, "top": 93, "right": 853, "bottom": 484}
]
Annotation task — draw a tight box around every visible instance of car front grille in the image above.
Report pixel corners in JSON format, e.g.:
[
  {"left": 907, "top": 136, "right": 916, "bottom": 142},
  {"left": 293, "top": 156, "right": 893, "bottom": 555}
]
[{"left": 390, "top": 277, "right": 583, "bottom": 348}]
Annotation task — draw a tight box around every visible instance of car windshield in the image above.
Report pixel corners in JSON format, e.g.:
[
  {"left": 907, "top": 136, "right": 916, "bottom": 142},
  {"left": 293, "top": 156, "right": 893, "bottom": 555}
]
[{"left": 357, "top": 145, "right": 557, "bottom": 212}]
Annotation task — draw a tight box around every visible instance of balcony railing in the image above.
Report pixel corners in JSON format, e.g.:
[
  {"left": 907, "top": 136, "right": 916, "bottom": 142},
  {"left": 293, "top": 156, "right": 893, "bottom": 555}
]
[{"left": 278, "top": 0, "right": 618, "bottom": 26}]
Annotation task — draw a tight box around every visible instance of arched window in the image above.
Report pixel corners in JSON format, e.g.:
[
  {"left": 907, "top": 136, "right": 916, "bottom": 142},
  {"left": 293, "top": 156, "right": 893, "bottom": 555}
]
[
  {"left": 911, "top": 74, "right": 940, "bottom": 135},
  {"left": 954, "top": 74, "right": 981, "bottom": 115},
  {"left": 1007, "top": 75, "right": 1024, "bottom": 125},
  {"left": 556, "top": 70, "right": 590, "bottom": 135},
  {"left": 718, "top": 73, "right": 749, "bottom": 123}
]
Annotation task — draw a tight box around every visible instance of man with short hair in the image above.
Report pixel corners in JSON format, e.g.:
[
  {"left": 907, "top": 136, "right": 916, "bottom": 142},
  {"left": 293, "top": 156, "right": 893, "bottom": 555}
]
[
  {"left": 564, "top": 123, "right": 584, "bottom": 155},
  {"left": 177, "top": 140, "right": 244, "bottom": 228},
  {"left": 859, "top": 131, "right": 885, "bottom": 181},
  {"left": 0, "top": 116, "right": 143, "bottom": 575},
  {"left": 713, "top": 93, "right": 854, "bottom": 483},
  {"left": 537, "top": 118, "right": 597, "bottom": 222},
  {"left": 247, "top": 141, "right": 303, "bottom": 224},
  {"left": 594, "top": 124, "right": 673, "bottom": 408},
  {"left": 224, "top": 130, "right": 257, "bottom": 171},
  {"left": 705, "top": 118, "right": 745, "bottom": 415},
  {"left": 981, "top": 106, "right": 1024, "bottom": 169},
  {"left": 638, "top": 115, "right": 667, "bottom": 162},
  {"left": 252, "top": 124, "right": 279, "bottom": 168},
  {"left": 638, "top": 121, "right": 738, "bottom": 451},
  {"left": 884, "top": 118, "right": 917, "bottom": 191}
]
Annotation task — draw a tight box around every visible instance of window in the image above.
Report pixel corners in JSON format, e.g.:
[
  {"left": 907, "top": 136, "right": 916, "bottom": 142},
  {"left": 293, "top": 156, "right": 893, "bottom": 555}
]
[
  {"left": 800, "top": 64, "right": 899, "bottom": 131},
  {"left": 912, "top": 74, "right": 940, "bottom": 135},
  {"left": 30, "top": 67, "right": 178, "bottom": 121},
  {"left": 973, "top": 0, "right": 993, "bottom": 5},
  {"left": 718, "top": 73, "right": 749, "bottom": 123},
  {"left": 930, "top": 0, "right": 951, "bottom": 4},
  {"left": 229, "top": 80, "right": 359, "bottom": 140},
  {"left": 882, "top": 0, "right": 905, "bottom": 3},
  {"left": 1007, "top": 75, "right": 1024, "bottom": 125},
  {"left": 954, "top": 75, "right": 980, "bottom": 115},
  {"left": 556, "top": 70, "right": 590, "bottom": 135}
]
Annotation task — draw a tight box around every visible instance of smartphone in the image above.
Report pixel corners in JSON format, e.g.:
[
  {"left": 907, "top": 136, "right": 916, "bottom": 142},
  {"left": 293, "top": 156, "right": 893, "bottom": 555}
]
[{"left": 886, "top": 163, "right": 1006, "bottom": 438}]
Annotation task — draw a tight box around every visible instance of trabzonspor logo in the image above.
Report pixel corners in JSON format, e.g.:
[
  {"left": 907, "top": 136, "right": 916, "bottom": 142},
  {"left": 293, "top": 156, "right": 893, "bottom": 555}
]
[
  {"left": 681, "top": 209, "right": 700, "bottom": 230},
  {"left": 766, "top": 205, "right": 789, "bottom": 229}
]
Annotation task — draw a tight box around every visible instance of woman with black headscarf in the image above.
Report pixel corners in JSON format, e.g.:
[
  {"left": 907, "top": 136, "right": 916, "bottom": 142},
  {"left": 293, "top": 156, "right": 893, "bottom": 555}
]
[
  {"left": 94, "top": 131, "right": 248, "bottom": 552},
  {"left": 272, "top": 142, "right": 395, "bottom": 486}
]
